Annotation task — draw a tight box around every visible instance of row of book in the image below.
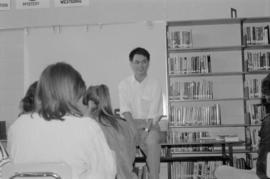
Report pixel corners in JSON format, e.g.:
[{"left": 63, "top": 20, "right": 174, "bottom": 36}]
[
  {"left": 233, "top": 158, "right": 248, "bottom": 169},
  {"left": 246, "top": 127, "right": 260, "bottom": 151},
  {"left": 170, "top": 158, "right": 249, "bottom": 179},
  {"left": 244, "top": 25, "right": 270, "bottom": 45},
  {"left": 247, "top": 103, "right": 266, "bottom": 125},
  {"left": 245, "top": 51, "right": 270, "bottom": 71},
  {"left": 170, "top": 145, "right": 214, "bottom": 153},
  {"left": 167, "top": 25, "right": 269, "bottom": 50},
  {"left": 169, "top": 102, "right": 263, "bottom": 126},
  {"left": 167, "top": 131, "right": 211, "bottom": 144},
  {"left": 245, "top": 78, "right": 262, "bottom": 98},
  {"left": 168, "top": 55, "right": 212, "bottom": 74},
  {"left": 169, "top": 80, "right": 214, "bottom": 100},
  {"left": 167, "top": 30, "right": 193, "bottom": 49},
  {"left": 170, "top": 161, "right": 222, "bottom": 179},
  {"left": 169, "top": 104, "right": 221, "bottom": 126},
  {"left": 167, "top": 131, "right": 214, "bottom": 153},
  {"left": 169, "top": 103, "right": 264, "bottom": 124},
  {"left": 169, "top": 77, "right": 264, "bottom": 100}
]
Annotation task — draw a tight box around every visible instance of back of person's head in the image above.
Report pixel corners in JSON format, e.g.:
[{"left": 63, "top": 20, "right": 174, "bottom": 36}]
[
  {"left": 83, "top": 84, "right": 120, "bottom": 130},
  {"left": 262, "top": 73, "right": 270, "bottom": 113},
  {"left": 129, "top": 47, "right": 150, "bottom": 62},
  {"left": 36, "top": 62, "right": 86, "bottom": 120},
  {"left": 19, "top": 81, "right": 38, "bottom": 115}
]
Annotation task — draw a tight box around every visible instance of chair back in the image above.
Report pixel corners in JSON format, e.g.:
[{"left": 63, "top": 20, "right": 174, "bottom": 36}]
[{"left": 2, "top": 162, "right": 72, "bottom": 179}]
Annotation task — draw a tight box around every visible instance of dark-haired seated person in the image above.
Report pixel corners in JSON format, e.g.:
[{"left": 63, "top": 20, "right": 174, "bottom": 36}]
[
  {"left": 0, "top": 81, "right": 37, "bottom": 176},
  {"left": 83, "top": 84, "right": 138, "bottom": 179},
  {"left": 7, "top": 62, "right": 116, "bottom": 179},
  {"left": 215, "top": 73, "right": 270, "bottom": 179},
  {"left": 18, "top": 81, "right": 38, "bottom": 115}
]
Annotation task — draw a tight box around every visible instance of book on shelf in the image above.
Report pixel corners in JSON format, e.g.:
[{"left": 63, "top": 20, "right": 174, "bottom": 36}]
[
  {"left": 168, "top": 54, "right": 211, "bottom": 74},
  {"left": 169, "top": 104, "right": 221, "bottom": 126},
  {"left": 245, "top": 50, "right": 270, "bottom": 71},
  {"left": 168, "top": 130, "right": 211, "bottom": 144},
  {"left": 245, "top": 78, "right": 262, "bottom": 98},
  {"left": 244, "top": 25, "right": 270, "bottom": 45},
  {"left": 171, "top": 161, "right": 223, "bottom": 179},
  {"left": 234, "top": 158, "right": 247, "bottom": 169},
  {"left": 251, "top": 127, "right": 260, "bottom": 151},
  {"left": 168, "top": 30, "right": 192, "bottom": 49},
  {"left": 169, "top": 79, "right": 214, "bottom": 100},
  {"left": 246, "top": 127, "right": 260, "bottom": 151},
  {"left": 248, "top": 103, "right": 266, "bottom": 125},
  {"left": 168, "top": 131, "right": 217, "bottom": 153}
]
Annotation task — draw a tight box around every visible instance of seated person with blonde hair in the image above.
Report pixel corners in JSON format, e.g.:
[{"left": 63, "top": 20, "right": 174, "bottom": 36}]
[{"left": 83, "top": 84, "right": 137, "bottom": 179}]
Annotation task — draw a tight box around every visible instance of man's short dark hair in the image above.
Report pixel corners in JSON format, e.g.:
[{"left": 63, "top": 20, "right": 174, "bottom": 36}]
[{"left": 129, "top": 47, "right": 150, "bottom": 62}]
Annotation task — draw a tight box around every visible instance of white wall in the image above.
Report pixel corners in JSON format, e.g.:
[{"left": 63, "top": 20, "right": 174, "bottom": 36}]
[
  {"left": 0, "top": 0, "right": 269, "bottom": 29},
  {"left": 0, "top": 29, "right": 24, "bottom": 128},
  {"left": 0, "top": 0, "right": 269, "bottom": 127},
  {"left": 25, "top": 22, "right": 167, "bottom": 109}
]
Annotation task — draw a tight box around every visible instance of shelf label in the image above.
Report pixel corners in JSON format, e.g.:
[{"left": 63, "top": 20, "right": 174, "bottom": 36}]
[
  {"left": 16, "top": 0, "right": 50, "bottom": 9},
  {"left": 0, "top": 0, "right": 10, "bottom": 10},
  {"left": 54, "top": 0, "right": 89, "bottom": 8}
]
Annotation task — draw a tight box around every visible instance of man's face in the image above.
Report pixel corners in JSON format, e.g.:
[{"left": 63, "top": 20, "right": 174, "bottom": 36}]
[{"left": 130, "top": 54, "right": 149, "bottom": 76}]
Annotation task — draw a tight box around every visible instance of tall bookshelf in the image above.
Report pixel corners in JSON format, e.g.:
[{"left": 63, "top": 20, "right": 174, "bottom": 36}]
[{"left": 166, "top": 17, "right": 270, "bottom": 178}]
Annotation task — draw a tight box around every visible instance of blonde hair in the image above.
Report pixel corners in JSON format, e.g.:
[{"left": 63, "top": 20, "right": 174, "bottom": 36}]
[{"left": 83, "top": 84, "right": 124, "bottom": 130}]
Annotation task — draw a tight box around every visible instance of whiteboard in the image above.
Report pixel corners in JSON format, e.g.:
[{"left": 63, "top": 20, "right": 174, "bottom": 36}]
[{"left": 25, "top": 22, "right": 167, "bottom": 111}]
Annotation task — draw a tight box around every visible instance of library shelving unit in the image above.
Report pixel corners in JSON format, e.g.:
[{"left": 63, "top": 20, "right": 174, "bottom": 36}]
[
  {"left": 134, "top": 141, "right": 243, "bottom": 179},
  {"left": 166, "top": 17, "right": 270, "bottom": 179}
]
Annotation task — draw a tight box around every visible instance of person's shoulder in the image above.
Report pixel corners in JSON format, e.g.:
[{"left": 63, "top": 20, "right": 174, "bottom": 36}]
[
  {"left": 120, "top": 76, "right": 133, "bottom": 83},
  {"left": 14, "top": 113, "right": 40, "bottom": 123},
  {"left": 65, "top": 116, "right": 98, "bottom": 125},
  {"left": 119, "top": 76, "right": 133, "bottom": 87},
  {"left": 9, "top": 113, "right": 40, "bottom": 130},
  {"left": 146, "top": 76, "right": 161, "bottom": 87}
]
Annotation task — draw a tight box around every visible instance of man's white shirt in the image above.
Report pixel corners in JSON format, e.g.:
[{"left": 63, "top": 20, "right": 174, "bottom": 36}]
[{"left": 119, "top": 75, "right": 163, "bottom": 119}]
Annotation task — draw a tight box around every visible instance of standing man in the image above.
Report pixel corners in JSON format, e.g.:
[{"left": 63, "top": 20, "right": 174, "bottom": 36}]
[{"left": 118, "top": 47, "right": 163, "bottom": 179}]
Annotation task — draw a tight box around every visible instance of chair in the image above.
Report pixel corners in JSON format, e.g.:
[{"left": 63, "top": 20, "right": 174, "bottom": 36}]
[{"left": 2, "top": 162, "right": 72, "bottom": 179}]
